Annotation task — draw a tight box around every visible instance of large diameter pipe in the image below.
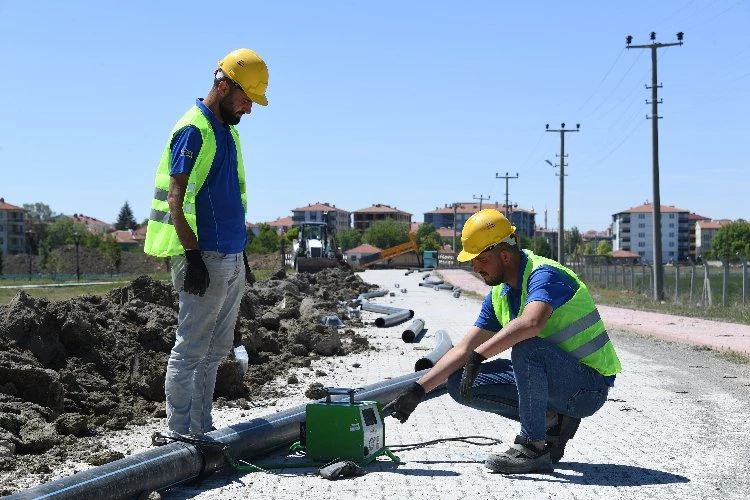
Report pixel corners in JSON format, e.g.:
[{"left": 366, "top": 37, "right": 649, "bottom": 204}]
[
  {"left": 402, "top": 318, "right": 425, "bottom": 343},
  {"left": 415, "top": 329, "right": 453, "bottom": 371},
  {"left": 9, "top": 365, "right": 449, "bottom": 500},
  {"left": 358, "top": 290, "right": 389, "bottom": 300},
  {"left": 374, "top": 308, "right": 413, "bottom": 328},
  {"left": 360, "top": 303, "right": 413, "bottom": 317}
]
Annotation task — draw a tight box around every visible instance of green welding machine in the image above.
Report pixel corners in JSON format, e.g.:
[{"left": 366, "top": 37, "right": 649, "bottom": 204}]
[{"left": 299, "top": 387, "right": 398, "bottom": 465}]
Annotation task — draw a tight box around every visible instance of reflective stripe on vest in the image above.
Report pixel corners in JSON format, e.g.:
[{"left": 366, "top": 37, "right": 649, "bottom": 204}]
[
  {"left": 143, "top": 105, "right": 246, "bottom": 257},
  {"left": 491, "top": 250, "right": 621, "bottom": 376}
]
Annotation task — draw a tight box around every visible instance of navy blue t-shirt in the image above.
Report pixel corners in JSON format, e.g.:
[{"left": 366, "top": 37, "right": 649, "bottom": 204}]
[
  {"left": 474, "top": 251, "right": 579, "bottom": 332},
  {"left": 169, "top": 99, "right": 246, "bottom": 254}
]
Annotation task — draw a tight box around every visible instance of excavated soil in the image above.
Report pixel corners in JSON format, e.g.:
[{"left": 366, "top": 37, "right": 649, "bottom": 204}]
[{"left": 0, "top": 262, "right": 375, "bottom": 494}]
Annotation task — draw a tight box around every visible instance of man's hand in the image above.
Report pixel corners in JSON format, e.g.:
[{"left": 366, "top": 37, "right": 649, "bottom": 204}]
[
  {"left": 459, "top": 351, "right": 486, "bottom": 402},
  {"left": 382, "top": 382, "right": 425, "bottom": 423},
  {"left": 184, "top": 249, "right": 210, "bottom": 296}
]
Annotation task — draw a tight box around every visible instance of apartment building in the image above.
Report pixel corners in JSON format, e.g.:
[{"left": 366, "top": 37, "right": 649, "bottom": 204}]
[
  {"left": 352, "top": 204, "right": 411, "bottom": 231},
  {"left": 695, "top": 220, "right": 728, "bottom": 256},
  {"left": 612, "top": 203, "right": 690, "bottom": 263},
  {"left": 424, "top": 201, "right": 536, "bottom": 238},
  {"left": 0, "top": 198, "right": 27, "bottom": 255},
  {"left": 291, "top": 202, "right": 351, "bottom": 234}
]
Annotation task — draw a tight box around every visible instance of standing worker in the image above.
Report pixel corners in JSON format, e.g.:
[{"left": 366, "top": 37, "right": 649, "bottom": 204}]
[
  {"left": 144, "top": 48, "right": 269, "bottom": 438},
  {"left": 383, "top": 209, "right": 621, "bottom": 474}
]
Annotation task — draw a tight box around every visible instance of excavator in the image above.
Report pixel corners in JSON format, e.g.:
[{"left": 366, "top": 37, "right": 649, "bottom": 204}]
[
  {"left": 291, "top": 216, "right": 344, "bottom": 273},
  {"left": 355, "top": 232, "right": 421, "bottom": 269}
]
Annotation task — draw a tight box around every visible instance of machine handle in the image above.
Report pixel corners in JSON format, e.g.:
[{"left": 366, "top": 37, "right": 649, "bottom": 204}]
[{"left": 324, "top": 387, "right": 357, "bottom": 404}]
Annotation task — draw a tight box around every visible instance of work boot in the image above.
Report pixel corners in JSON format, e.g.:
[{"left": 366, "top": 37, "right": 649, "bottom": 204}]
[
  {"left": 546, "top": 414, "right": 581, "bottom": 463},
  {"left": 485, "top": 435, "right": 552, "bottom": 474}
]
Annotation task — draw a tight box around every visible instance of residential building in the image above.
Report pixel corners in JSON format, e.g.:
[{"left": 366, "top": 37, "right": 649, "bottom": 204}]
[
  {"left": 265, "top": 217, "right": 294, "bottom": 235},
  {"left": 352, "top": 204, "right": 411, "bottom": 231},
  {"left": 72, "top": 213, "right": 113, "bottom": 234},
  {"left": 687, "top": 212, "right": 711, "bottom": 259},
  {"left": 611, "top": 203, "right": 691, "bottom": 263},
  {"left": 0, "top": 198, "right": 27, "bottom": 255},
  {"left": 581, "top": 229, "right": 613, "bottom": 250},
  {"left": 344, "top": 243, "right": 381, "bottom": 265},
  {"left": 695, "top": 220, "right": 728, "bottom": 257},
  {"left": 112, "top": 229, "right": 145, "bottom": 251},
  {"left": 291, "top": 202, "right": 351, "bottom": 234},
  {"left": 423, "top": 201, "right": 535, "bottom": 238}
]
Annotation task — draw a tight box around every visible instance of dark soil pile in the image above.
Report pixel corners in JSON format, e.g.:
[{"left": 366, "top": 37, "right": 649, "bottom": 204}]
[{"left": 0, "top": 265, "right": 375, "bottom": 493}]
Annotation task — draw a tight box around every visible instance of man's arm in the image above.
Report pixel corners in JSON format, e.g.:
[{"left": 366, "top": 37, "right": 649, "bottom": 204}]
[
  {"left": 416, "top": 326, "right": 494, "bottom": 393},
  {"left": 167, "top": 173, "right": 199, "bottom": 251},
  {"left": 473, "top": 300, "right": 553, "bottom": 359}
]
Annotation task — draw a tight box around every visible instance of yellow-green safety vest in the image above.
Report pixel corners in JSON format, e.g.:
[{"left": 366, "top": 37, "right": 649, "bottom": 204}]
[
  {"left": 491, "top": 250, "right": 622, "bottom": 377},
  {"left": 144, "top": 106, "right": 247, "bottom": 257}
]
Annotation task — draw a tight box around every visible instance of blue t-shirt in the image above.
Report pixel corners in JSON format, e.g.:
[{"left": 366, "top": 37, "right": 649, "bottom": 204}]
[
  {"left": 474, "top": 251, "right": 579, "bottom": 332},
  {"left": 169, "top": 99, "right": 246, "bottom": 253}
]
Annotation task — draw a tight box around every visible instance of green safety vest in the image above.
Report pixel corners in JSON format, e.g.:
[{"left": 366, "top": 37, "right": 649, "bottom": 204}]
[
  {"left": 144, "top": 106, "right": 247, "bottom": 257},
  {"left": 491, "top": 250, "right": 622, "bottom": 377}
]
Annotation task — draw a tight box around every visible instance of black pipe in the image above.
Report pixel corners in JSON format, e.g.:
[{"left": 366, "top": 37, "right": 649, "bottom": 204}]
[
  {"left": 9, "top": 367, "right": 447, "bottom": 500},
  {"left": 360, "top": 303, "right": 412, "bottom": 316},
  {"left": 401, "top": 318, "right": 425, "bottom": 343},
  {"left": 374, "top": 308, "right": 413, "bottom": 328},
  {"left": 415, "top": 329, "right": 453, "bottom": 371},
  {"left": 419, "top": 279, "right": 443, "bottom": 287},
  {"left": 358, "top": 290, "right": 389, "bottom": 300}
]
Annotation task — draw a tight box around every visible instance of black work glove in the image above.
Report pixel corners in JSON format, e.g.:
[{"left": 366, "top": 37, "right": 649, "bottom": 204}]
[
  {"left": 184, "top": 249, "right": 210, "bottom": 296},
  {"left": 243, "top": 251, "right": 256, "bottom": 285},
  {"left": 459, "top": 351, "right": 487, "bottom": 403},
  {"left": 382, "top": 382, "right": 425, "bottom": 423}
]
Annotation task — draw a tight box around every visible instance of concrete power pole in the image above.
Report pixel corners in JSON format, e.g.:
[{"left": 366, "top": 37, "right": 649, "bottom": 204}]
[
  {"left": 473, "top": 194, "right": 490, "bottom": 211},
  {"left": 494, "top": 172, "right": 519, "bottom": 220},
  {"left": 545, "top": 123, "right": 580, "bottom": 265},
  {"left": 627, "top": 31, "right": 683, "bottom": 301}
]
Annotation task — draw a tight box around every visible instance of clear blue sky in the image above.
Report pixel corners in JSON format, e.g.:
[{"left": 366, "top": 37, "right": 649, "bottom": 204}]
[{"left": 1, "top": 1, "right": 747, "bottom": 232}]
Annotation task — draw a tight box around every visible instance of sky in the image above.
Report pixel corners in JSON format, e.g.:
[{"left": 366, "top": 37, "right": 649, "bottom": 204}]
[{"left": 1, "top": 1, "right": 748, "bottom": 233}]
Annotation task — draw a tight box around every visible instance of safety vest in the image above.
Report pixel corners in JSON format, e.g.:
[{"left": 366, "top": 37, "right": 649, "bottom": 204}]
[
  {"left": 491, "top": 250, "right": 621, "bottom": 377},
  {"left": 144, "top": 105, "right": 247, "bottom": 257}
]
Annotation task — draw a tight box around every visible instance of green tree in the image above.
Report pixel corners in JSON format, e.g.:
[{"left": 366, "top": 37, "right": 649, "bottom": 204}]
[
  {"left": 247, "top": 223, "right": 281, "bottom": 254},
  {"left": 415, "top": 223, "right": 441, "bottom": 251},
  {"left": 517, "top": 233, "right": 532, "bottom": 250},
  {"left": 566, "top": 226, "right": 582, "bottom": 260},
  {"left": 583, "top": 242, "right": 595, "bottom": 255},
  {"left": 336, "top": 228, "right": 362, "bottom": 251},
  {"left": 285, "top": 226, "right": 299, "bottom": 243},
  {"left": 533, "top": 236, "right": 552, "bottom": 258},
  {"left": 22, "top": 202, "right": 55, "bottom": 221},
  {"left": 362, "top": 219, "right": 410, "bottom": 249},
  {"left": 99, "top": 234, "right": 122, "bottom": 274},
  {"left": 115, "top": 201, "right": 138, "bottom": 230},
  {"left": 708, "top": 220, "right": 750, "bottom": 261},
  {"left": 597, "top": 240, "right": 612, "bottom": 255}
]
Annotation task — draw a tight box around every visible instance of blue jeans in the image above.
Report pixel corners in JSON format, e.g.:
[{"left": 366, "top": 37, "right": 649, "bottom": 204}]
[
  {"left": 166, "top": 251, "right": 244, "bottom": 435},
  {"left": 447, "top": 336, "right": 610, "bottom": 442}
]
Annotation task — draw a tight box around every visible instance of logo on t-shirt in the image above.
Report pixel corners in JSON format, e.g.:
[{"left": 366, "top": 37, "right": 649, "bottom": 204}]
[{"left": 180, "top": 148, "right": 194, "bottom": 159}]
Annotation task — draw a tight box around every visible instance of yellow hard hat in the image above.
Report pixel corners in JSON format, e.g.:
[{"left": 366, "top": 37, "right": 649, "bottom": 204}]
[
  {"left": 218, "top": 48, "right": 269, "bottom": 106},
  {"left": 457, "top": 209, "right": 516, "bottom": 262}
]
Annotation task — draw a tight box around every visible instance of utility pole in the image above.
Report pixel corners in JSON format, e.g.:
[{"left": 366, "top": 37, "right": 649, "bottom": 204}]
[
  {"left": 473, "top": 194, "right": 490, "bottom": 211},
  {"left": 452, "top": 202, "right": 458, "bottom": 256},
  {"left": 545, "top": 123, "right": 580, "bottom": 265},
  {"left": 494, "top": 172, "right": 519, "bottom": 220},
  {"left": 627, "top": 31, "right": 683, "bottom": 301}
]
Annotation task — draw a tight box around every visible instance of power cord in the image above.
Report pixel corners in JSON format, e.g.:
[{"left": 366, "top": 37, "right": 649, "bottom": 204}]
[{"left": 387, "top": 435, "right": 503, "bottom": 452}]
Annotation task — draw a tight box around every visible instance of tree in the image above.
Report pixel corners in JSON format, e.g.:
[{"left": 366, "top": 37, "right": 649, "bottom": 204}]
[
  {"left": 22, "top": 202, "right": 55, "bottom": 221},
  {"left": 533, "top": 236, "right": 552, "bottom": 258},
  {"left": 414, "top": 223, "right": 441, "bottom": 251},
  {"left": 336, "top": 228, "right": 362, "bottom": 252},
  {"left": 362, "top": 219, "right": 409, "bottom": 249},
  {"left": 566, "top": 226, "right": 582, "bottom": 261},
  {"left": 584, "top": 242, "right": 595, "bottom": 255},
  {"left": 247, "top": 223, "right": 281, "bottom": 254},
  {"left": 597, "top": 240, "right": 612, "bottom": 255},
  {"left": 99, "top": 234, "right": 122, "bottom": 274},
  {"left": 708, "top": 220, "right": 750, "bottom": 262},
  {"left": 115, "top": 202, "right": 138, "bottom": 230}
]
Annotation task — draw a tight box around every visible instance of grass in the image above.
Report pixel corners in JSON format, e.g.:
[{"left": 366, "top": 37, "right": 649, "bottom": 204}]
[{"left": 0, "top": 269, "right": 276, "bottom": 305}]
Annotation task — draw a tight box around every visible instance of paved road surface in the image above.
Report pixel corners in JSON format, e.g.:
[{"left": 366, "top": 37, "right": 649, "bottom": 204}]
[{"left": 159, "top": 268, "right": 750, "bottom": 500}]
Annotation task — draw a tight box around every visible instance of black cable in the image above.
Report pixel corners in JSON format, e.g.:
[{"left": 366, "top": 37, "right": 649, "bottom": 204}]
[{"left": 387, "top": 435, "right": 503, "bottom": 452}]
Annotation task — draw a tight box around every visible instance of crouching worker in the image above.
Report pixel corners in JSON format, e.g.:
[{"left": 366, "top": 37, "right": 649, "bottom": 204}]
[{"left": 383, "top": 209, "right": 621, "bottom": 474}]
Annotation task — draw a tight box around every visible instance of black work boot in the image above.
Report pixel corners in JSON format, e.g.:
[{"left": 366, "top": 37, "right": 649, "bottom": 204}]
[{"left": 485, "top": 435, "right": 553, "bottom": 474}]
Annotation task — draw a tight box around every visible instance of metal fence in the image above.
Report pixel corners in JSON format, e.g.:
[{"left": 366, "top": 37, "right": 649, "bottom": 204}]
[{"left": 568, "top": 260, "right": 749, "bottom": 307}]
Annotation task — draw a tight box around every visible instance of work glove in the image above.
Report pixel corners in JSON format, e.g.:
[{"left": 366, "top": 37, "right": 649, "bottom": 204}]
[
  {"left": 243, "top": 251, "right": 256, "bottom": 285},
  {"left": 382, "top": 382, "right": 425, "bottom": 423},
  {"left": 459, "top": 351, "right": 487, "bottom": 403},
  {"left": 184, "top": 249, "right": 210, "bottom": 296}
]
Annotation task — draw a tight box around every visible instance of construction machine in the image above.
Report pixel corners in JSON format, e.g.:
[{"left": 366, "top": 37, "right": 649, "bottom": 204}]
[
  {"left": 355, "top": 232, "right": 421, "bottom": 269},
  {"left": 291, "top": 216, "right": 343, "bottom": 273}
]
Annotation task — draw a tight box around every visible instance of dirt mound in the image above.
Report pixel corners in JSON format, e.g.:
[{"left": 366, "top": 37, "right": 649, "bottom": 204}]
[{"left": 0, "top": 266, "right": 375, "bottom": 487}]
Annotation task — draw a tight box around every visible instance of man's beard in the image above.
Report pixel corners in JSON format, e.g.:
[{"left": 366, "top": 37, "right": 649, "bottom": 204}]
[
  {"left": 219, "top": 95, "right": 242, "bottom": 125},
  {"left": 480, "top": 269, "right": 504, "bottom": 287}
]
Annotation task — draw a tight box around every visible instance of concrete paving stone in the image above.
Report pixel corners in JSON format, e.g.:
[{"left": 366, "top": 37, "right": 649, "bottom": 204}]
[{"left": 154, "top": 269, "right": 750, "bottom": 500}]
